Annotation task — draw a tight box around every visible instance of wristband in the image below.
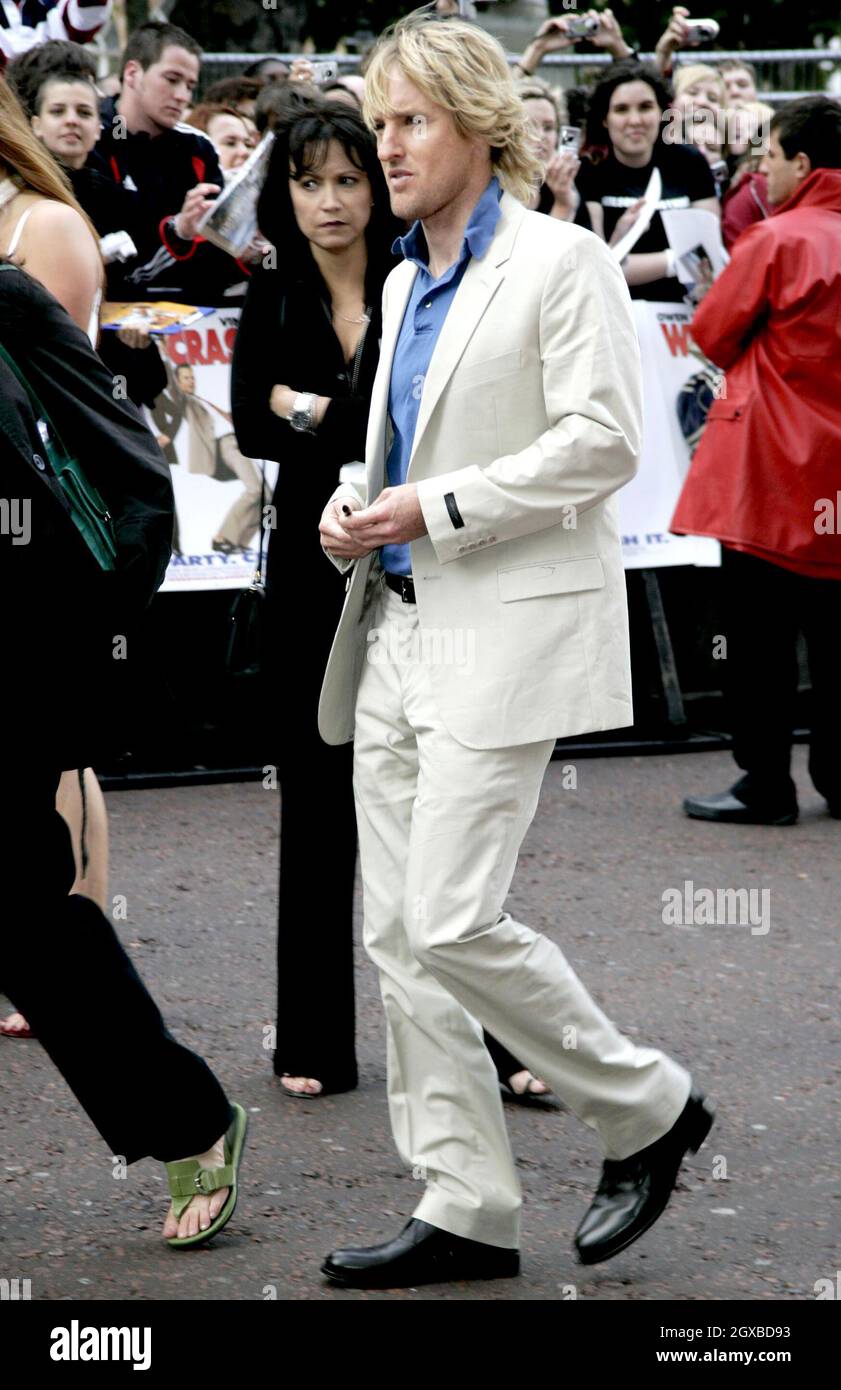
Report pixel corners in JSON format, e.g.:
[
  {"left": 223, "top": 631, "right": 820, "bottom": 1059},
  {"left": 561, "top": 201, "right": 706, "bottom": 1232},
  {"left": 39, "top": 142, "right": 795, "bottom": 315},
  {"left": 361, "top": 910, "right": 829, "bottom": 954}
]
[
  {"left": 664, "top": 248, "right": 677, "bottom": 277},
  {"left": 168, "top": 215, "right": 192, "bottom": 245}
]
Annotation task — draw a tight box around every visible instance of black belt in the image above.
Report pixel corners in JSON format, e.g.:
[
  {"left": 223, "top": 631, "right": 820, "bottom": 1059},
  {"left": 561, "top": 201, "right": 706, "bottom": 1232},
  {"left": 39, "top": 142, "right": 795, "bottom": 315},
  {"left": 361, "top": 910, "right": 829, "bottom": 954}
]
[{"left": 383, "top": 571, "right": 416, "bottom": 603}]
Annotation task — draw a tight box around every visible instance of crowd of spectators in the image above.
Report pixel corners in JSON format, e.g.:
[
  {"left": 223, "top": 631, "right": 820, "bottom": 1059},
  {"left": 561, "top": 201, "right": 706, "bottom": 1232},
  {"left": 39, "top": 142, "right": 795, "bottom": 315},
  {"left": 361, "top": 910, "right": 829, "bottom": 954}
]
[{"left": 0, "top": 3, "right": 837, "bottom": 322}]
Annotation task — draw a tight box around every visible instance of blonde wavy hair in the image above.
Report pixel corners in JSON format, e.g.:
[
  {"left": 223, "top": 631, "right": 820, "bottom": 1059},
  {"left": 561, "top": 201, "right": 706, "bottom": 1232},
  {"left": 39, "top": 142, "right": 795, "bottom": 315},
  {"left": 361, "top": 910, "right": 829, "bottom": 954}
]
[
  {"left": 363, "top": 11, "right": 543, "bottom": 205},
  {"left": 674, "top": 64, "right": 727, "bottom": 105},
  {"left": 516, "top": 76, "right": 567, "bottom": 130}
]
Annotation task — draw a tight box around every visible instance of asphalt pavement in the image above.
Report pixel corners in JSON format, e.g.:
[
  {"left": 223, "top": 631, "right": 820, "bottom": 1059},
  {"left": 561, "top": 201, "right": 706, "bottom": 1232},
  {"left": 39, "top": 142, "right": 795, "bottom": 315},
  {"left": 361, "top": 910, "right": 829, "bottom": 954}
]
[{"left": 1, "top": 746, "right": 838, "bottom": 1301}]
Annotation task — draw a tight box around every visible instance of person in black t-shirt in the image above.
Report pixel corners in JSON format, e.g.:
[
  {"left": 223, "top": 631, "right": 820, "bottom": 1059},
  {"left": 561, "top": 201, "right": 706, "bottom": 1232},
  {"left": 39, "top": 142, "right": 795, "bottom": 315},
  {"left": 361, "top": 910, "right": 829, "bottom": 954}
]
[{"left": 577, "top": 59, "right": 719, "bottom": 302}]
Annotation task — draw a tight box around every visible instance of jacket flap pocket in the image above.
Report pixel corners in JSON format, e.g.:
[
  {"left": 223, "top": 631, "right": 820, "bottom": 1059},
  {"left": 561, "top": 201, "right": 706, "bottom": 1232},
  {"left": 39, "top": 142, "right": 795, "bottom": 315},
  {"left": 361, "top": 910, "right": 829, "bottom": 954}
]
[
  {"left": 498, "top": 556, "right": 605, "bottom": 602},
  {"left": 706, "top": 396, "right": 747, "bottom": 422}
]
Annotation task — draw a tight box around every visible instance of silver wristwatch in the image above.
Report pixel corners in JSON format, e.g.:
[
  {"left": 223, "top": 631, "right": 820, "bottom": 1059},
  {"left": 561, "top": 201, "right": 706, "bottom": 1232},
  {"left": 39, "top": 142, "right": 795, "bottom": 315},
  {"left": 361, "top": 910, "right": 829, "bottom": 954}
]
[{"left": 288, "top": 391, "right": 317, "bottom": 433}]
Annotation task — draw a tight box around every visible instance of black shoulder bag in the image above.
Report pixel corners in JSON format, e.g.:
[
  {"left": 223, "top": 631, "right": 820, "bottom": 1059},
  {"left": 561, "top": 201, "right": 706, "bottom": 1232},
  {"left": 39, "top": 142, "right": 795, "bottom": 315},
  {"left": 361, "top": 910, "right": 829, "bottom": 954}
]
[
  {"left": 0, "top": 272, "right": 117, "bottom": 573},
  {"left": 224, "top": 289, "right": 284, "bottom": 677},
  {"left": 224, "top": 465, "right": 267, "bottom": 677}
]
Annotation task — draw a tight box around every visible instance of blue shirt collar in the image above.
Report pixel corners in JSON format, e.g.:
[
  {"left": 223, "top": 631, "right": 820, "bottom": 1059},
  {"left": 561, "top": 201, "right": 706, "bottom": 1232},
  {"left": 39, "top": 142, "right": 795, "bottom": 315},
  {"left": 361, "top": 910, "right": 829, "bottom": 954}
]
[{"left": 393, "top": 175, "right": 503, "bottom": 273}]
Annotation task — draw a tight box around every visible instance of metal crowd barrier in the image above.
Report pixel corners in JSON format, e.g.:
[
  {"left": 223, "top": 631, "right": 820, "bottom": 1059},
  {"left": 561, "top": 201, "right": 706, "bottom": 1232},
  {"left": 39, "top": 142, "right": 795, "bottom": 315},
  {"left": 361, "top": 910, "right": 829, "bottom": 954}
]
[{"left": 199, "top": 48, "right": 841, "bottom": 104}]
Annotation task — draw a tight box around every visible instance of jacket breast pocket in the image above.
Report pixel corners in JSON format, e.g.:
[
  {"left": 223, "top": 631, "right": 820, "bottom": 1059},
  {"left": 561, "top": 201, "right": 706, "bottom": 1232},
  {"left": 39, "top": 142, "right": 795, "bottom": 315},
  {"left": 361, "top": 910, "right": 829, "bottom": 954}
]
[
  {"left": 498, "top": 556, "right": 605, "bottom": 602},
  {"left": 450, "top": 348, "right": 523, "bottom": 394}
]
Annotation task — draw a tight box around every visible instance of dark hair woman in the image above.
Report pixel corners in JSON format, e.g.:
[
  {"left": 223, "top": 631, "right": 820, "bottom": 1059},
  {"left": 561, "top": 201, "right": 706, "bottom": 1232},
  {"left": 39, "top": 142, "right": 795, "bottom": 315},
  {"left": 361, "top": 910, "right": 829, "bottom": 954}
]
[
  {"left": 231, "top": 96, "right": 401, "bottom": 1098},
  {"left": 7, "top": 41, "right": 142, "bottom": 254},
  {"left": 577, "top": 58, "right": 720, "bottom": 302},
  {"left": 231, "top": 96, "right": 548, "bottom": 1106}
]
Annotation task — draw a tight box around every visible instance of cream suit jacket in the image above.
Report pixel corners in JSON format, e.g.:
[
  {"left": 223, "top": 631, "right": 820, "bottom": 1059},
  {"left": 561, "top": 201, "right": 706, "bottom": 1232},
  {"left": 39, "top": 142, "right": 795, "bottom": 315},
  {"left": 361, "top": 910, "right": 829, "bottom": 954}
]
[{"left": 318, "top": 191, "right": 642, "bottom": 750}]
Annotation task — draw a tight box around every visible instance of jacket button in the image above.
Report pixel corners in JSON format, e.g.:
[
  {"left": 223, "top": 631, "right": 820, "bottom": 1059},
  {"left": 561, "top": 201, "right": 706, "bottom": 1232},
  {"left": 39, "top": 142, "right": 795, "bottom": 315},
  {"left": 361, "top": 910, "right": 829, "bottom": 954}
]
[{"left": 33, "top": 454, "right": 46, "bottom": 471}]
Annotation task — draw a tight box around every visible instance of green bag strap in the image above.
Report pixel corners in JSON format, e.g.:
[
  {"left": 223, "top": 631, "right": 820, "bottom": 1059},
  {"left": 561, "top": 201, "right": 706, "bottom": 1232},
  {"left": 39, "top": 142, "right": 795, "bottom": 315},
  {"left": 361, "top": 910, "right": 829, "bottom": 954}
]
[
  {"left": 0, "top": 268, "right": 117, "bottom": 573},
  {"left": 0, "top": 338, "right": 73, "bottom": 465}
]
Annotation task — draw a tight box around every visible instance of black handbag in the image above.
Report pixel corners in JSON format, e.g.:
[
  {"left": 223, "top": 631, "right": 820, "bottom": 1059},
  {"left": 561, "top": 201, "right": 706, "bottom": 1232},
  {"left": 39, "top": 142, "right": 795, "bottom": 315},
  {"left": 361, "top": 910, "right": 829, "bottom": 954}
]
[{"left": 225, "top": 287, "right": 288, "bottom": 677}]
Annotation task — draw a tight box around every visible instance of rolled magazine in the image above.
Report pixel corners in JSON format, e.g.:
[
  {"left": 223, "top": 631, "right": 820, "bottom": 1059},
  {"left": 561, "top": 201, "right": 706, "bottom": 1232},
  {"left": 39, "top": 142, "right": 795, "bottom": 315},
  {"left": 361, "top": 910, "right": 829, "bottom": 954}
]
[{"left": 197, "top": 130, "right": 275, "bottom": 258}]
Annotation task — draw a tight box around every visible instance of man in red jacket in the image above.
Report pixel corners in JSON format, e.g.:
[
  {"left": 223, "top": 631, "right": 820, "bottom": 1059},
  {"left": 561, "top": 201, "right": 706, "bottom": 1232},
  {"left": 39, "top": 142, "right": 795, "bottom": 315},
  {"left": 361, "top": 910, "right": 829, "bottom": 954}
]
[{"left": 672, "top": 96, "right": 841, "bottom": 825}]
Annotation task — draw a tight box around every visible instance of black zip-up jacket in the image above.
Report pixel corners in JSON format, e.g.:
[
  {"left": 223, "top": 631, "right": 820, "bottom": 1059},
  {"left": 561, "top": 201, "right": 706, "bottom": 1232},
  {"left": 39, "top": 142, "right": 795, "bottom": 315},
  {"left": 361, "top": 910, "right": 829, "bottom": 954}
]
[
  {"left": 230, "top": 261, "right": 394, "bottom": 572},
  {"left": 95, "top": 96, "right": 245, "bottom": 306},
  {"left": 67, "top": 155, "right": 142, "bottom": 244},
  {"left": 63, "top": 155, "right": 167, "bottom": 406}
]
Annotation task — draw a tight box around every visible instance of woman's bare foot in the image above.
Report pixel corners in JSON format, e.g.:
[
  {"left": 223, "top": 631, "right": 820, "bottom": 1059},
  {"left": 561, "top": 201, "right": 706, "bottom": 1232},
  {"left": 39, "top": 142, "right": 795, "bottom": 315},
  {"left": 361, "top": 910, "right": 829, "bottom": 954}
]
[
  {"left": 0, "top": 1011, "right": 32, "bottom": 1037},
  {"left": 508, "top": 1068, "right": 550, "bottom": 1097},
  {"left": 162, "top": 1133, "right": 229, "bottom": 1241},
  {"left": 280, "top": 1074, "right": 323, "bottom": 1096}
]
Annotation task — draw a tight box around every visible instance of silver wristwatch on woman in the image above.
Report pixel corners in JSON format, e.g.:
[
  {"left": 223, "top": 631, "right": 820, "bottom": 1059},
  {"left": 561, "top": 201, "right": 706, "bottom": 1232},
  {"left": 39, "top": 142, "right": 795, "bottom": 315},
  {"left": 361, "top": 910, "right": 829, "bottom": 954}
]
[{"left": 288, "top": 391, "right": 317, "bottom": 433}]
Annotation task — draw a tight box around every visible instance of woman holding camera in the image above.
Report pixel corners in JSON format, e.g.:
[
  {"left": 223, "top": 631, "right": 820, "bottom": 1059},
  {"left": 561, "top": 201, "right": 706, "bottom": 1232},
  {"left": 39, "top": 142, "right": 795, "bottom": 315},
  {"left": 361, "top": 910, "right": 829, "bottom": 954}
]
[{"left": 516, "top": 76, "right": 591, "bottom": 228}]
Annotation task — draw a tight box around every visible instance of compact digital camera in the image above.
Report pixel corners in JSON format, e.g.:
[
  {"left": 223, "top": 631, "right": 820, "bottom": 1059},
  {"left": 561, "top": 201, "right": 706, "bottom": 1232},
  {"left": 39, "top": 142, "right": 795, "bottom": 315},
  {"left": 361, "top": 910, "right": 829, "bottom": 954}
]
[
  {"left": 682, "top": 19, "right": 720, "bottom": 46},
  {"left": 310, "top": 60, "right": 339, "bottom": 84},
  {"left": 565, "top": 16, "right": 600, "bottom": 40}
]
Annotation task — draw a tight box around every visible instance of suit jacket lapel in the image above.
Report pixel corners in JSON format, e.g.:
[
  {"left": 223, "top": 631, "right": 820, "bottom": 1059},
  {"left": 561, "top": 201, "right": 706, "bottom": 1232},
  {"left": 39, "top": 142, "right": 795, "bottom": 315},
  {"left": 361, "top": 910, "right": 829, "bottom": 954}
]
[
  {"left": 408, "top": 191, "right": 526, "bottom": 470},
  {"left": 366, "top": 260, "right": 416, "bottom": 501}
]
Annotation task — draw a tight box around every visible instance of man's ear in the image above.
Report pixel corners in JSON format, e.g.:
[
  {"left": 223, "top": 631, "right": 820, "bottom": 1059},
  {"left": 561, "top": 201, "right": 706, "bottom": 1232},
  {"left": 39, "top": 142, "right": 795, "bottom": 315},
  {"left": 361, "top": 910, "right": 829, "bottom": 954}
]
[
  {"left": 794, "top": 150, "right": 812, "bottom": 182},
  {"left": 122, "top": 59, "right": 140, "bottom": 89}
]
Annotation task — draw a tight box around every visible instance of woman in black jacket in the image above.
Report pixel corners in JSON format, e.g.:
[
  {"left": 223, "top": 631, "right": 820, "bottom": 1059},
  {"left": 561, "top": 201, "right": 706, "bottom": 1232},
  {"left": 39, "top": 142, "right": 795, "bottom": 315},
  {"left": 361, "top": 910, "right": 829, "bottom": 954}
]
[
  {"left": 232, "top": 98, "right": 397, "bottom": 1098},
  {"left": 232, "top": 96, "right": 552, "bottom": 1107}
]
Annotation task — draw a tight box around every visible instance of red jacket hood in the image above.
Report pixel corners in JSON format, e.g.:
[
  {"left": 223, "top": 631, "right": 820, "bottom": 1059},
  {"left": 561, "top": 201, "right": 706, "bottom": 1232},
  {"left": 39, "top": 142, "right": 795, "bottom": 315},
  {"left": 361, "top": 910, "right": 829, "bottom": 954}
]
[{"left": 771, "top": 166, "right": 841, "bottom": 216}]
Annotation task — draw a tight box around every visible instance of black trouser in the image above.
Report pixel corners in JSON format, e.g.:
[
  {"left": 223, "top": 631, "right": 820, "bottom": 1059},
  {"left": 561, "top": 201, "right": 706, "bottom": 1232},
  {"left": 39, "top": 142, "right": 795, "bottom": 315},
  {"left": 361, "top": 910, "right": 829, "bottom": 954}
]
[
  {"left": 721, "top": 547, "right": 841, "bottom": 809},
  {"left": 1, "top": 769, "right": 233, "bottom": 1164},
  {"left": 265, "top": 548, "right": 360, "bottom": 1092},
  {"left": 275, "top": 702, "right": 360, "bottom": 1092}
]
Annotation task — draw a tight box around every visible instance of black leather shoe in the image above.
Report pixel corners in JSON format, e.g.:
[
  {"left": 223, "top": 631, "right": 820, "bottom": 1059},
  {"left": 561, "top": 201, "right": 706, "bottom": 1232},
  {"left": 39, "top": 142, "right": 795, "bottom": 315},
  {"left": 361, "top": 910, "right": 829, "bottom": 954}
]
[
  {"left": 683, "top": 789, "right": 797, "bottom": 825},
  {"left": 574, "top": 1087, "right": 715, "bottom": 1267},
  {"left": 321, "top": 1218, "right": 520, "bottom": 1289}
]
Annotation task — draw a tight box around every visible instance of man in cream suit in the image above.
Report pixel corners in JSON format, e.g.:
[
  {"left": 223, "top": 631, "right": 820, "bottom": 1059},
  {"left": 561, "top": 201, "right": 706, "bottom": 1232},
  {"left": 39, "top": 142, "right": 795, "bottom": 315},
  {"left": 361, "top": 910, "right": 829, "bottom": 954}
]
[{"left": 317, "top": 11, "right": 713, "bottom": 1289}]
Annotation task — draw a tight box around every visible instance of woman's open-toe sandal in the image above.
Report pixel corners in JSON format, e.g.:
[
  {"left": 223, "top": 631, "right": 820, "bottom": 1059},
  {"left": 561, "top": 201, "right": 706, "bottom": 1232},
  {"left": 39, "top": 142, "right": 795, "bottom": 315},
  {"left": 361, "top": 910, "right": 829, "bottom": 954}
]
[{"left": 165, "top": 1102, "right": 248, "bottom": 1250}]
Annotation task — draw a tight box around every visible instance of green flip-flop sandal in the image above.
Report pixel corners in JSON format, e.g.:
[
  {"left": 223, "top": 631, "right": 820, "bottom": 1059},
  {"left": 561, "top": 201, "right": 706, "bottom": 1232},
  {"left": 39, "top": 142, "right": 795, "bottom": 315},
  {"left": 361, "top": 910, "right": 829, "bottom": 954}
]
[{"left": 165, "top": 1102, "right": 248, "bottom": 1250}]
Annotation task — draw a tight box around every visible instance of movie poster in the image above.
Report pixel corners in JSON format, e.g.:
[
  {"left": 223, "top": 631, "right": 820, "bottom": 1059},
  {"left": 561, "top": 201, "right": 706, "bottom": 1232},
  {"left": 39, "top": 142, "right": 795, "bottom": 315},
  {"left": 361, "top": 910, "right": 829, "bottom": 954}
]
[
  {"left": 139, "top": 308, "right": 279, "bottom": 592},
  {"left": 619, "top": 301, "right": 721, "bottom": 569}
]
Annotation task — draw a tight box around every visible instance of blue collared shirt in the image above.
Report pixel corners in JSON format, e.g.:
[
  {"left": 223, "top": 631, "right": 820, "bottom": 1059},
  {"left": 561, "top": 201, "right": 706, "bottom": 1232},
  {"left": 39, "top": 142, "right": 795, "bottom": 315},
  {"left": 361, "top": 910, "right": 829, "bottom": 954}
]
[{"left": 381, "top": 176, "right": 503, "bottom": 576}]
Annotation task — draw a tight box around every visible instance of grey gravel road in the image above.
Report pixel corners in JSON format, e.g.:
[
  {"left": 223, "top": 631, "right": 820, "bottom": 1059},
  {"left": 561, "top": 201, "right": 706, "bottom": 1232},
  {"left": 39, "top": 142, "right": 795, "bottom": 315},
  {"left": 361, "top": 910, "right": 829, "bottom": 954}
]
[{"left": 1, "top": 746, "right": 838, "bottom": 1302}]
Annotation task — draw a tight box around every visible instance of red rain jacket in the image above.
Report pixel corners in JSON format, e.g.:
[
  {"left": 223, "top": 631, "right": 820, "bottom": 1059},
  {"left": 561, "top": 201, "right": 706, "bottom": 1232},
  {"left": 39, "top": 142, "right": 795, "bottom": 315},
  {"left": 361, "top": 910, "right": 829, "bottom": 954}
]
[{"left": 671, "top": 168, "right": 841, "bottom": 580}]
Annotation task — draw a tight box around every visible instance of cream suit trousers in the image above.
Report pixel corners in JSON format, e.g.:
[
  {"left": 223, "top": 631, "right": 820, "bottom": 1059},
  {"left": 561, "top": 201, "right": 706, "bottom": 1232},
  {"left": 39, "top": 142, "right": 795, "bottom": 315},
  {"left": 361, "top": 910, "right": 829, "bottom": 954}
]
[{"left": 352, "top": 579, "right": 692, "bottom": 1249}]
